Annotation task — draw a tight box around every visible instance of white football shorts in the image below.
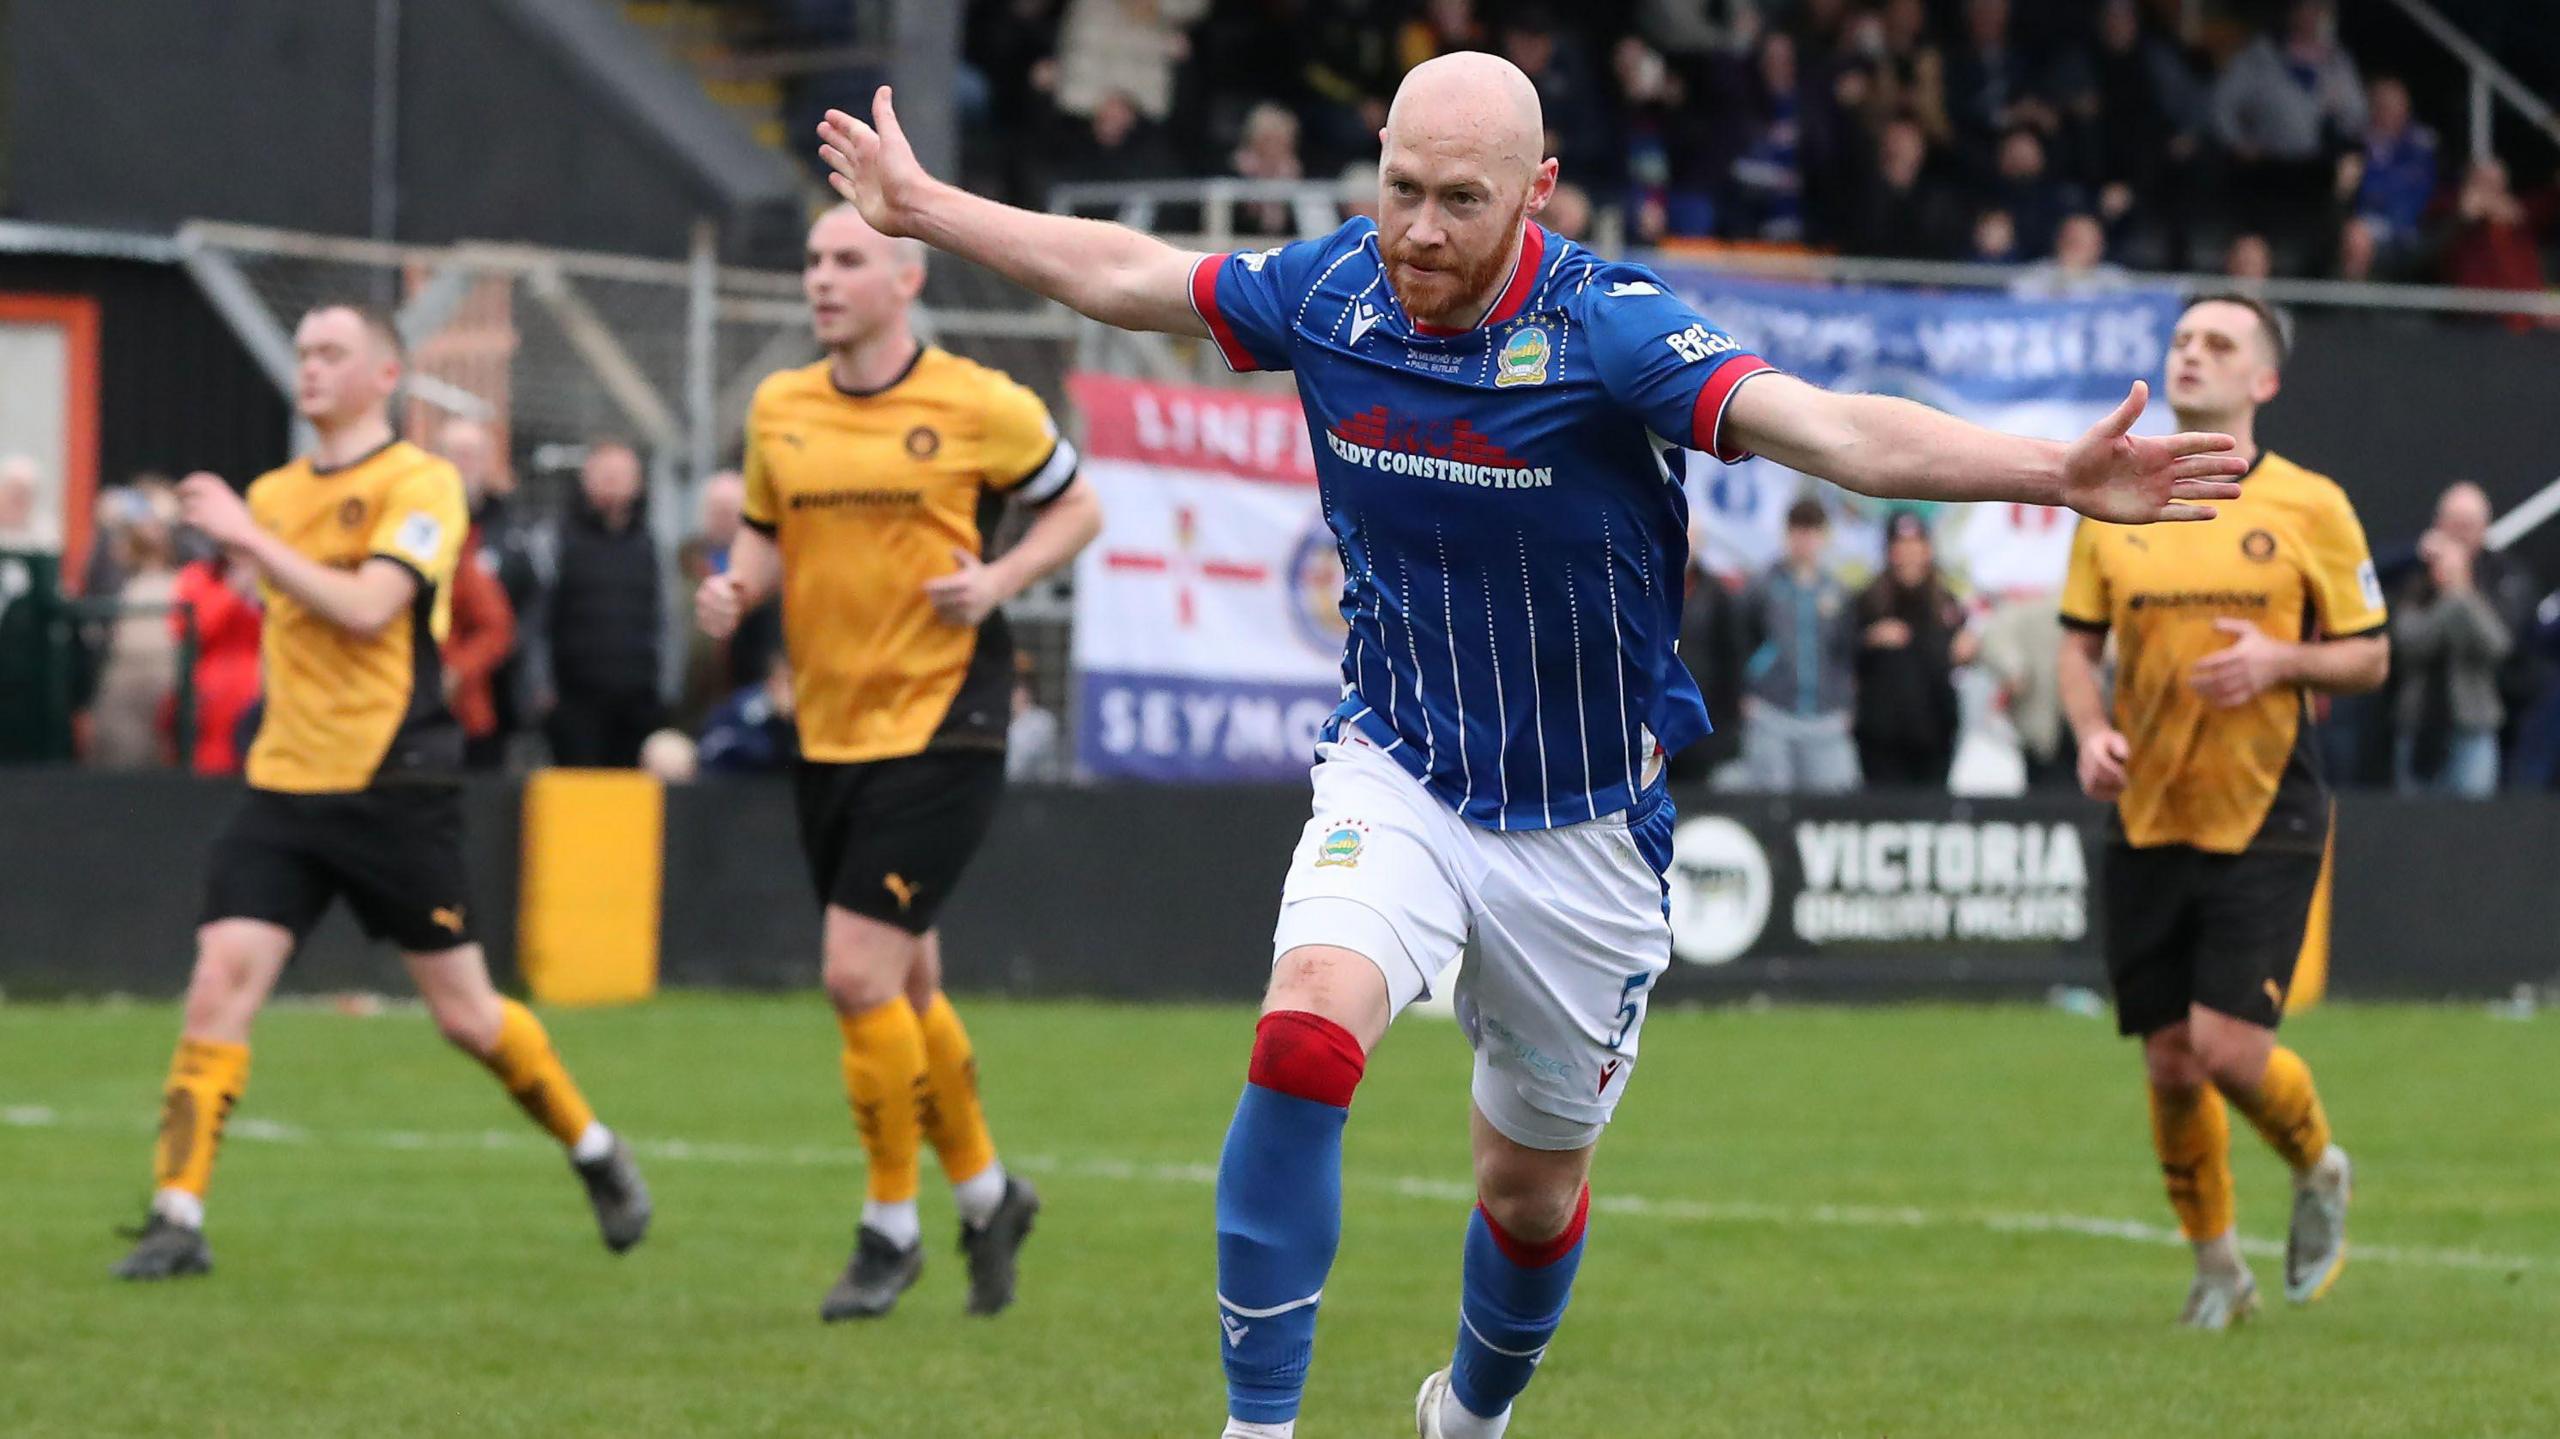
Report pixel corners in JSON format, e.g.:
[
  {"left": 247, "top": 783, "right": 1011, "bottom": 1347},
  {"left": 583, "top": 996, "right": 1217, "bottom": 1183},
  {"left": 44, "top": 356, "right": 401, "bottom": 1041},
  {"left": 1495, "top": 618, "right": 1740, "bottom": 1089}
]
[{"left": 1271, "top": 734, "right": 1676, "bottom": 1150}]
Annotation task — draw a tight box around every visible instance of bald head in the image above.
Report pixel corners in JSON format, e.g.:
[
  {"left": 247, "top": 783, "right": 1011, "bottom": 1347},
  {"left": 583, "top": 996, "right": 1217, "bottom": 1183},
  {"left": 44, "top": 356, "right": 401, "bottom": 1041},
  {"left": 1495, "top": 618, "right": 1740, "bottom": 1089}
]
[
  {"left": 1376, "top": 52, "right": 1557, "bottom": 330},
  {"left": 1385, "top": 53, "right": 1546, "bottom": 187}
]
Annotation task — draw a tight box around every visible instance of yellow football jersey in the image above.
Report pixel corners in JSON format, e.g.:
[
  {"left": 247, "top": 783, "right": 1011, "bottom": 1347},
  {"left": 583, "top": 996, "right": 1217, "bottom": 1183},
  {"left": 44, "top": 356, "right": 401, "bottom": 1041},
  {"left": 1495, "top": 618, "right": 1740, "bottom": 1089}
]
[
  {"left": 742, "top": 347, "right": 1077, "bottom": 764},
  {"left": 242, "top": 440, "right": 469, "bottom": 793},
  {"left": 2060, "top": 451, "right": 2386, "bottom": 853}
]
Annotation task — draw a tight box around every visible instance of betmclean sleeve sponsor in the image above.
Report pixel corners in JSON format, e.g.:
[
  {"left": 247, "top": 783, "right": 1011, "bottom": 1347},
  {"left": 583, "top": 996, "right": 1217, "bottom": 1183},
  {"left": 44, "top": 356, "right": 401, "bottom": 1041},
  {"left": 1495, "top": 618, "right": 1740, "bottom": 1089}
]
[
  {"left": 1578, "top": 262, "right": 1774, "bottom": 464},
  {"left": 1790, "top": 820, "right": 2090, "bottom": 945}
]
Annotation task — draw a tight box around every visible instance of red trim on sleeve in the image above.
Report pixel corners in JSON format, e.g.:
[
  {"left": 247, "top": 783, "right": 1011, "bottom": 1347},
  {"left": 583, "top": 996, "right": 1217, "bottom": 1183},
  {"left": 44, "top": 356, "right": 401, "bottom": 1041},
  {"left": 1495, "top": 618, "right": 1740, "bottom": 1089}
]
[
  {"left": 1188, "top": 253, "right": 1260, "bottom": 373},
  {"left": 1691, "top": 357, "right": 1776, "bottom": 463}
]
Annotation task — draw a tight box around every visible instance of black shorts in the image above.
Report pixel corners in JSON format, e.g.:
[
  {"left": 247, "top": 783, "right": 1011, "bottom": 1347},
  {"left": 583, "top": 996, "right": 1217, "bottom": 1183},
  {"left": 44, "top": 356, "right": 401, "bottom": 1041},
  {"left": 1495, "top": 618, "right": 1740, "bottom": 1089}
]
[
  {"left": 200, "top": 784, "right": 475, "bottom": 952},
  {"left": 2102, "top": 842, "right": 2324, "bottom": 1037},
  {"left": 795, "top": 751, "right": 1006, "bottom": 934}
]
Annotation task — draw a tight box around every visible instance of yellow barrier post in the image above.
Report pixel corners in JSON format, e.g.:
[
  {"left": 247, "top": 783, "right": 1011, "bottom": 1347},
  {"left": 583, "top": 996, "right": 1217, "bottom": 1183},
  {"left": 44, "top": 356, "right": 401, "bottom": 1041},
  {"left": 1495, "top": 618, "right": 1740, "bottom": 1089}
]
[{"left": 517, "top": 770, "right": 665, "bottom": 1006}]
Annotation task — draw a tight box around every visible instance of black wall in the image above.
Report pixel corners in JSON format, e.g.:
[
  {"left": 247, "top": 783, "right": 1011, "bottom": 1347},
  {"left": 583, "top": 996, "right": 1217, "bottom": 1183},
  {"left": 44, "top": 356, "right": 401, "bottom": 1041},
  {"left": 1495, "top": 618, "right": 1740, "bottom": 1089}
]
[
  {"left": 2271, "top": 311, "right": 2560, "bottom": 583},
  {"left": 0, "top": 771, "right": 519, "bottom": 998},
  {"left": 9, "top": 770, "right": 2548, "bottom": 1005},
  {"left": 0, "top": 253, "right": 288, "bottom": 490}
]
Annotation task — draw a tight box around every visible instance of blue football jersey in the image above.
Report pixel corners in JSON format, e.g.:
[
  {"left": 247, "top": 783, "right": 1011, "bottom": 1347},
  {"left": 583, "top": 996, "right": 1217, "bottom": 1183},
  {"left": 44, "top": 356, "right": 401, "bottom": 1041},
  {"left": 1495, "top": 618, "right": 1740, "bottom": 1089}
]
[{"left": 1189, "top": 219, "right": 1775, "bottom": 830}]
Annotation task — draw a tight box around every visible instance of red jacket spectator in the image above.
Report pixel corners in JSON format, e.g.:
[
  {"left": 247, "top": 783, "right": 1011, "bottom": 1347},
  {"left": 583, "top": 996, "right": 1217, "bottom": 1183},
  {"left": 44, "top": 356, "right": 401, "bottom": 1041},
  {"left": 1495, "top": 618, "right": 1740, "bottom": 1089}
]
[
  {"left": 168, "top": 556, "right": 262, "bottom": 775},
  {"left": 443, "top": 527, "right": 518, "bottom": 743},
  {"left": 2442, "top": 159, "right": 2553, "bottom": 332}
]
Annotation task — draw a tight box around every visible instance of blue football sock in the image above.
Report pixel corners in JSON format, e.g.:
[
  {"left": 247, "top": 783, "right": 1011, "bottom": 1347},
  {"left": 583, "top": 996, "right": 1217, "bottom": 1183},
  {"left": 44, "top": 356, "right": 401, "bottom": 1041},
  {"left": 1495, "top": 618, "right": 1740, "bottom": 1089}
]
[
  {"left": 1215, "top": 1081, "right": 1347, "bottom": 1424},
  {"left": 1449, "top": 1191, "right": 1588, "bottom": 1422}
]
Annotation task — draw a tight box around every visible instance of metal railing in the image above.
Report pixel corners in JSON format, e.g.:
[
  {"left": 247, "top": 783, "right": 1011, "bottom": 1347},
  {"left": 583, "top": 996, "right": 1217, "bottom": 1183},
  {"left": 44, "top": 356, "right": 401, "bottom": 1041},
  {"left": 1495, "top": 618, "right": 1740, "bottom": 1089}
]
[{"left": 2380, "top": 0, "right": 2560, "bottom": 163}]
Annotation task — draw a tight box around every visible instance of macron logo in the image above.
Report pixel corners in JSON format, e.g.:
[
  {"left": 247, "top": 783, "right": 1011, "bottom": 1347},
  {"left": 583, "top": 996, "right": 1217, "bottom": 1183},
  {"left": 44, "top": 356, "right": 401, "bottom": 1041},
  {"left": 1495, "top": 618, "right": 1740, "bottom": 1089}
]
[
  {"left": 1220, "top": 1313, "right": 1251, "bottom": 1348},
  {"left": 1603, "top": 280, "right": 1660, "bottom": 297},
  {"left": 1347, "top": 302, "right": 1383, "bottom": 347}
]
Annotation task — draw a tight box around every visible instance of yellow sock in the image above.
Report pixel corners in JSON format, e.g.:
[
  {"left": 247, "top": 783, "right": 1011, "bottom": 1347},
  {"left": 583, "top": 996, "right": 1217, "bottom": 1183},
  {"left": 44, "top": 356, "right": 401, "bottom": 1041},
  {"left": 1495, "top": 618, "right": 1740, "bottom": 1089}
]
[
  {"left": 153, "top": 1037, "right": 250, "bottom": 1203},
  {"left": 2147, "top": 1082, "right": 2235, "bottom": 1242},
  {"left": 2224, "top": 1045, "right": 2333, "bottom": 1173},
  {"left": 481, "top": 999, "right": 598, "bottom": 1147},
  {"left": 916, "top": 993, "right": 998, "bottom": 1186},
  {"left": 839, "top": 1001, "right": 928, "bottom": 1205}
]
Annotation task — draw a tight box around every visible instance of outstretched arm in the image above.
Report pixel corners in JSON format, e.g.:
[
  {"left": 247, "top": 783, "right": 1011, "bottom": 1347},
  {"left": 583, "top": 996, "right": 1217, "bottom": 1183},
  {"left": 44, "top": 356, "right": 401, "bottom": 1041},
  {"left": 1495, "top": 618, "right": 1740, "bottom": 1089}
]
[
  {"left": 818, "top": 89, "right": 1211, "bottom": 338},
  {"left": 1724, "top": 376, "right": 2247, "bottom": 525}
]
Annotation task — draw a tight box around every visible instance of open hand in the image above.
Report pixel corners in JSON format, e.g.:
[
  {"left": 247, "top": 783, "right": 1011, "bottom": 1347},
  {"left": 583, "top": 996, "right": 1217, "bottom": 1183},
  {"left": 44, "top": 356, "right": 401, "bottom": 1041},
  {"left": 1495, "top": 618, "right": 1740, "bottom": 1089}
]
[
  {"left": 2059, "top": 382, "right": 2248, "bottom": 525},
  {"left": 817, "top": 88, "right": 934, "bottom": 238}
]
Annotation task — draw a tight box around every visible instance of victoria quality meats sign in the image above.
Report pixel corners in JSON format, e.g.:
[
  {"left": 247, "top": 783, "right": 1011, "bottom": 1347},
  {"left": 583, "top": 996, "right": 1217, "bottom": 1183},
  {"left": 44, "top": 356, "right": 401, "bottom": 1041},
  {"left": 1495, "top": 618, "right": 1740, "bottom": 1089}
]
[{"left": 1663, "top": 796, "right": 2101, "bottom": 975}]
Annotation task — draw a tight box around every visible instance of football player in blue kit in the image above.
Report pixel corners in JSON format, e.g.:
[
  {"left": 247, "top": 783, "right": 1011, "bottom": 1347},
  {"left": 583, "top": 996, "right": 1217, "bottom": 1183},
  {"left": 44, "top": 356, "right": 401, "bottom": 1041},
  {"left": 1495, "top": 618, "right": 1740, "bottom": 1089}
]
[{"left": 821, "top": 51, "right": 2246, "bottom": 1438}]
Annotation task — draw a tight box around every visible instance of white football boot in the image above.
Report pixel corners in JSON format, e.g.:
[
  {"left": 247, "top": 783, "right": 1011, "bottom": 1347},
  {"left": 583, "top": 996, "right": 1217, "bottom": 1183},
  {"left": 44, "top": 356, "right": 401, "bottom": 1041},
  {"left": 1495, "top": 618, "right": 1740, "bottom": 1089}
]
[
  {"left": 2285, "top": 1145, "right": 2353, "bottom": 1305},
  {"left": 1416, "top": 1368, "right": 1511, "bottom": 1438},
  {"left": 2176, "top": 1265, "right": 2262, "bottom": 1330}
]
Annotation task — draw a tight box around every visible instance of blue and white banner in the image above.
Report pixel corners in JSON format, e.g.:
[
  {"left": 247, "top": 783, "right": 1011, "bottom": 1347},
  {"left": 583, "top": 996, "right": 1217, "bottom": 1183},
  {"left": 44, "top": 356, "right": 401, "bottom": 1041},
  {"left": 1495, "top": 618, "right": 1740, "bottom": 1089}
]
[
  {"left": 1069, "top": 373, "right": 1343, "bottom": 782},
  {"left": 1650, "top": 268, "right": 2183, "bottom": 596}
]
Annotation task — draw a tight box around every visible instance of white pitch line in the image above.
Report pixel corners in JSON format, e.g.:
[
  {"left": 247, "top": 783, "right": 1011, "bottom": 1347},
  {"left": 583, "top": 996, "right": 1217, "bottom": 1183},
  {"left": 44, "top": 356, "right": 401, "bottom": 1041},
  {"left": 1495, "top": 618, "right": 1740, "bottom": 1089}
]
[{"left": 4, "top": 1104, "right": 2546, "bottom": 1276}]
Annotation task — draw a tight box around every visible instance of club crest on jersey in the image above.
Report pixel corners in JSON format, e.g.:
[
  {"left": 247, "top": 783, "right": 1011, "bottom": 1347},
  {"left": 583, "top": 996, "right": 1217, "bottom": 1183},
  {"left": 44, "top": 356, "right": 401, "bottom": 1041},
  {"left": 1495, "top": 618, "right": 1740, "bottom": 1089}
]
[
  {"left": 1496, "top": 326, "right": 1552, "bottom": 388},
  {"left": 338, "top": 497, "right": 368, "bottom": 530},
  {"left": 2240, "top": 528, "right": 2276, "bottom": 562},
  {"left": 905, "top": 425, "right": 941, "bottom": 459},
  {"left": 1313, "top": 822, "right": 1371, "bottom": 869}
]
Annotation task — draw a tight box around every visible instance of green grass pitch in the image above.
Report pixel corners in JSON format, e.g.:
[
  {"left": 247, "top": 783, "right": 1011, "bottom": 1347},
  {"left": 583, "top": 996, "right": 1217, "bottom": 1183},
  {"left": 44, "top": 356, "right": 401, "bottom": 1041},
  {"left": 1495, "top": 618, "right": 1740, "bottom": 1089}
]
[{"left": 2, "top": 995, "right": 2553, "bottom": 1437}]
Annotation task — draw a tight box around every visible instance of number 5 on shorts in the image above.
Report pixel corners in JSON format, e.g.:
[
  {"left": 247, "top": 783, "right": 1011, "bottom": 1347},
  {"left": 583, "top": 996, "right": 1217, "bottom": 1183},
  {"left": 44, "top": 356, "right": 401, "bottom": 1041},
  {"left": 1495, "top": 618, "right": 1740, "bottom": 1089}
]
[{"left": 1605, "top": 972, "right": 1653, "bottom": 1051}]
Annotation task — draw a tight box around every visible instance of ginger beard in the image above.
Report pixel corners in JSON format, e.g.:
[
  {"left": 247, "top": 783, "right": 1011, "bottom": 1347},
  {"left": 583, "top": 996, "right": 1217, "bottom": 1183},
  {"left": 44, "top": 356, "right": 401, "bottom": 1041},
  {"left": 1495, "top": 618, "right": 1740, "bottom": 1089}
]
[{"left": 1383, "top": 192, "right": 1533, "bottom": 329}]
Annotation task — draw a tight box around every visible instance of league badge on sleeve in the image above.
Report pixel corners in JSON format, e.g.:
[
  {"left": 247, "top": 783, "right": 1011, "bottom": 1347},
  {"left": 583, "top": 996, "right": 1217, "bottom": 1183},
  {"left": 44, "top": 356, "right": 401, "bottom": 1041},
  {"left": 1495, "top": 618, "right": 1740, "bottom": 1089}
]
[{"left": 392, "top": 511, "right": 446, "bottom": 566}]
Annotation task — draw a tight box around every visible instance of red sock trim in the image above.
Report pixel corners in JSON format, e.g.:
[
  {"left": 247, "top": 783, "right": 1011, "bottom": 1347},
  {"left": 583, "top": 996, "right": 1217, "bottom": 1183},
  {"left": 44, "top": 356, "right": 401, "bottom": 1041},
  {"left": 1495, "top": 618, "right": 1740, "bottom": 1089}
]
[
  {"left": 1247, "top": 1010, "right": 1366, "bottom": 1108},
  {"left": 1481, "top": 1185, "right": 1590, "bottom": 1269}
]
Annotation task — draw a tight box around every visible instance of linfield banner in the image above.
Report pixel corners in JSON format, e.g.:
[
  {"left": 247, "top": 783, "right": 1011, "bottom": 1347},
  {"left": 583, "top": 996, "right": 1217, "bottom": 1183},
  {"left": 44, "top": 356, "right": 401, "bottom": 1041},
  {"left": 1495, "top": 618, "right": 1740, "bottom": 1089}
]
[
  {"left": 1067, "top": 372, "right": 1343, "bottom": 781},
  {"left": 1645, "top": 268, "right": 2184, "bottom": 596}
]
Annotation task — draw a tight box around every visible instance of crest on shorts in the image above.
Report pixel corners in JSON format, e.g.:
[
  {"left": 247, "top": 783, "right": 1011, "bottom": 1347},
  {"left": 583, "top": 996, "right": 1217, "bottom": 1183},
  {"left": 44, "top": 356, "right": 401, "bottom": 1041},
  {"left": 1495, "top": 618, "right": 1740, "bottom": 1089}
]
[
  {"left": 1495, "top": 326, "right": 1551, "bottom": 388},
  {"left": 1313, "top": 822, "right": 1370, "bottom": 869}
]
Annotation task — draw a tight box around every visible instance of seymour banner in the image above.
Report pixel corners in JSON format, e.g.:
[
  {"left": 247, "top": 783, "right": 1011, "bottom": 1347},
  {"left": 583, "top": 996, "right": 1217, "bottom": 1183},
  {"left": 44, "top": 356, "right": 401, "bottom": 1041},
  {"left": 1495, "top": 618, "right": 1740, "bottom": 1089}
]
[{"left": 1068, "top": 372, "right": 1345, "bottom": 781}]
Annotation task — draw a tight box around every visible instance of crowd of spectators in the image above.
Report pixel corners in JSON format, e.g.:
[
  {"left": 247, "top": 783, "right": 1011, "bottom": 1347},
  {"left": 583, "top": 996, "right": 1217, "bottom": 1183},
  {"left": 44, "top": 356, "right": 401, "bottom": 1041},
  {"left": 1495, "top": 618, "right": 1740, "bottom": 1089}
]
[
  {"left": 918, "top": 0, "right": 2560, "bottom": 299},
  {"left": 1673, "top": 477, "right": 2560, "bottom": 798}
]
